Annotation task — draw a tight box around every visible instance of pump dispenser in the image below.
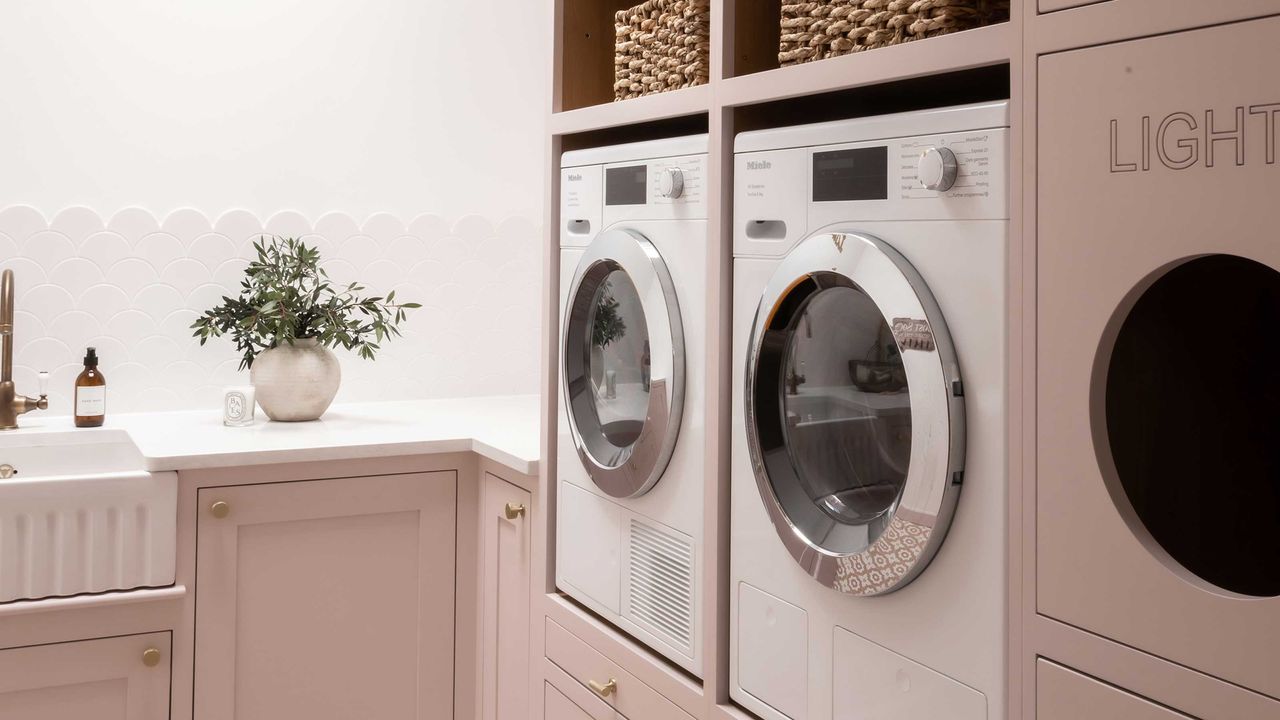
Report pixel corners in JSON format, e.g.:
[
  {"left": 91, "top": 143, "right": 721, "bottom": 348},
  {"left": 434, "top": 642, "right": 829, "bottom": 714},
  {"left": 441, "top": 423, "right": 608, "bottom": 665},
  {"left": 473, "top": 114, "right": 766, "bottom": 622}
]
[{"left": 74, "top": 347, "right": 106, "bottom": 427}]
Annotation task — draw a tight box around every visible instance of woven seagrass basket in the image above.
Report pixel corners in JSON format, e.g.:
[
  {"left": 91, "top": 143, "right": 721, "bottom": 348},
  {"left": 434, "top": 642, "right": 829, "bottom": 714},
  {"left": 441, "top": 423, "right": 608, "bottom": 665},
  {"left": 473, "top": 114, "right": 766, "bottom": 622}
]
[
  {"left": 614, "top": 0, "right": 711, "bottom": 101},
  {"left": 779, "top": 0, "right": 1010, "bottom": 67}
]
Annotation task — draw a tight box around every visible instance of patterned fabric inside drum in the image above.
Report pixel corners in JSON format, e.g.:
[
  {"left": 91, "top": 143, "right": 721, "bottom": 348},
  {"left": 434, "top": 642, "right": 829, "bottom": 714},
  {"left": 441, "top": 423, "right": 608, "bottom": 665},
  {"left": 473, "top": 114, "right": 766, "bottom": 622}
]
[
  {"left": 614, "top": 0, "right": 711, "bottom": 100},
  {"left": 779, "top": 0, "right": 1011, "bottom": 67}
]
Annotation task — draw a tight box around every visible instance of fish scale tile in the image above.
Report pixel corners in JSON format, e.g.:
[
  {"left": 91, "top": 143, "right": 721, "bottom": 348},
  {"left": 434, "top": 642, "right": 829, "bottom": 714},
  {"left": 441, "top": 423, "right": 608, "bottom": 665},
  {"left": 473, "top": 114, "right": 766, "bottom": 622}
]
[{"left": 3, "top": 206, "right": 540, "bottom": 414}]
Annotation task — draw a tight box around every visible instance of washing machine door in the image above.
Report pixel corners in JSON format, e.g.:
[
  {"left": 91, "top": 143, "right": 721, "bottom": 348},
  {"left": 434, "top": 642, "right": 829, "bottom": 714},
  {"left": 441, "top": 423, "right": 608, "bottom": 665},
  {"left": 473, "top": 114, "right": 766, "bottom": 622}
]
[
  {"left": 563, "top": 227, "right": 684, "bottom": 498},
  {"left": 745, "top": 230, "right": 965, "bottom": 595}
]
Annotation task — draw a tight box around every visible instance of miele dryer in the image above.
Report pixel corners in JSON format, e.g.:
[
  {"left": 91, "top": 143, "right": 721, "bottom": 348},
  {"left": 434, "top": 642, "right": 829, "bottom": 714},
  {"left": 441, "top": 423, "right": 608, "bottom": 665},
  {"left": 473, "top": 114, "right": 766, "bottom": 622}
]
[
  {"left": 1037, "top": 16, "right": 1280, "bottom": 698},
  {"left": 730, "top": 102, "right": 1010, "bottom": 720},
  {"left": 556, "top": 135, "right": 708, "bottom": 676}
]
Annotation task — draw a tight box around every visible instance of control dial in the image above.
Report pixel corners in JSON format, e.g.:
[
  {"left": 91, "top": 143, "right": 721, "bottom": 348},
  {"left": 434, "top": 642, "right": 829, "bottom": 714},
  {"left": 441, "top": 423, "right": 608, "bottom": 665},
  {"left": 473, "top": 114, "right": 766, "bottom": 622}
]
[
  {"left": 917, "top": 147, "right": 958, "bottom": 192},
  {"left": 658, "top": 167, "right": 684, "bottom": 199}
]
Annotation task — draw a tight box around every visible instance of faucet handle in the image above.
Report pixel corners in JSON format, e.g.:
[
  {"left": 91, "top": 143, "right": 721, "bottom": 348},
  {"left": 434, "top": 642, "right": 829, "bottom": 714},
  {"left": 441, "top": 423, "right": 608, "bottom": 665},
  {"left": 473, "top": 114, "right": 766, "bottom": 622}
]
[{"left": 36, "top": 371, "right": 48, "bottom": 398}]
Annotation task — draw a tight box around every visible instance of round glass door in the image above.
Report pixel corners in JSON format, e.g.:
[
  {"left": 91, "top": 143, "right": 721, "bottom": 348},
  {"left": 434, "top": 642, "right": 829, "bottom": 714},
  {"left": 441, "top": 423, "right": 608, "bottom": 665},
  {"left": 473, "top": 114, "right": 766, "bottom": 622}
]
[
  {"left": 745, "top": 231, "right": 965, "bottom": 596},
  {"left": 563, "top": 228, "right": 684, "bottom": 498}
]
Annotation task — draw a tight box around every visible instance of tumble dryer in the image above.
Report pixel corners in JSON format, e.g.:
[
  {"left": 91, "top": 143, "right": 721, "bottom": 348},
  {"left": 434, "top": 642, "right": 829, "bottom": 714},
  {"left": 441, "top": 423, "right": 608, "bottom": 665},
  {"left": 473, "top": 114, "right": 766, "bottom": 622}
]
[
  {"left": 1036, "top": 17, "right": 1280, "bottom": 697},
  {"left": 557, "top": 136, "right": 707, "bottom": 676},
  {"left": 729, "top": 102, "right": 1009, "bottom": 720}
]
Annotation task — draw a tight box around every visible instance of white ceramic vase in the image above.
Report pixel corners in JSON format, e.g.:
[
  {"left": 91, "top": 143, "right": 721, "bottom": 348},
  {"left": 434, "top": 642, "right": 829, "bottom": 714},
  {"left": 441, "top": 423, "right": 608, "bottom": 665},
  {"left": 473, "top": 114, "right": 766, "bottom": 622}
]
[{"left": 249, "top": 337, "right": 341, "bottom": 422}]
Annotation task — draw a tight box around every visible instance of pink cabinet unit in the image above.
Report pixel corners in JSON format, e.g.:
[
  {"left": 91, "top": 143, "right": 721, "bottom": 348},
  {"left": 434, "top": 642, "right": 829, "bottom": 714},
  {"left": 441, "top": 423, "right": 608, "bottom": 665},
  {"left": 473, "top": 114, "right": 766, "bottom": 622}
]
[
  {"left": 1036, "top": 16, "right": 1280, "bottom": 698},
  {"left": 193, "top": 472, "right": 457, "bottom": 720},
  {"left": 0, "top": 632, "right": 171, "bottom": 720},
  {"left": 480, "top": 472, "right": 533, "bottom": 720}
]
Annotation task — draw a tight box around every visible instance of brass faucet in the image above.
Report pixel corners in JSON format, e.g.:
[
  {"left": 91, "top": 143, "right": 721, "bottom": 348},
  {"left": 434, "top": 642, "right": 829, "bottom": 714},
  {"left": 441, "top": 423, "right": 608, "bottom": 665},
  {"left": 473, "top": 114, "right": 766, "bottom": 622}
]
[{"left": 0, "top": 269, "right": 49, "bottom": 429}]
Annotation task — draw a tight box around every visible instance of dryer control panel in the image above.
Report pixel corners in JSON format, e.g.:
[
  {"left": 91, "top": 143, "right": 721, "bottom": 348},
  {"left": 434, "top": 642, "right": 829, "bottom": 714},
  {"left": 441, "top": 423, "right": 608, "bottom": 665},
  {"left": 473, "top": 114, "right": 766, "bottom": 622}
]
[{"left": 561, "top": 152, "right": 708, "bottom": 248}]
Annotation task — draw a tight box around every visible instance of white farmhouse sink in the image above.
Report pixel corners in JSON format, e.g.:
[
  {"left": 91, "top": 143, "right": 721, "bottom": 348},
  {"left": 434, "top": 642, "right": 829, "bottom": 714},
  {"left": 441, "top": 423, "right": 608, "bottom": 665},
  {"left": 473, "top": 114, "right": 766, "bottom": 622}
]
[{"left": 0, "top": 429, "right": 176, "bottom": 603}]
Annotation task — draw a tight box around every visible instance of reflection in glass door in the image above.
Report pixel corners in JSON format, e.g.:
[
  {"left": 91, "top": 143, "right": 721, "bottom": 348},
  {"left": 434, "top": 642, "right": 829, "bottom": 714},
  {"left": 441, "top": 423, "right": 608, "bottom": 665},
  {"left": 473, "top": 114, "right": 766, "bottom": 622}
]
[{"left": 564, "top": 229, "right": 684, "bottom": 499}]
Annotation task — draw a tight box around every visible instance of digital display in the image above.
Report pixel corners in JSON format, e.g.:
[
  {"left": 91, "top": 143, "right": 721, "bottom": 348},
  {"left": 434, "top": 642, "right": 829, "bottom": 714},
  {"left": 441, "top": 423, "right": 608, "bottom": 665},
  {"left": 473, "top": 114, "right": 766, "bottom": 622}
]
[
  {"left": 812, "top": 147, "right": 888, "bottom": 202},
  {"left": 606, "top": 165, "right": 648, "bottom": 205}
]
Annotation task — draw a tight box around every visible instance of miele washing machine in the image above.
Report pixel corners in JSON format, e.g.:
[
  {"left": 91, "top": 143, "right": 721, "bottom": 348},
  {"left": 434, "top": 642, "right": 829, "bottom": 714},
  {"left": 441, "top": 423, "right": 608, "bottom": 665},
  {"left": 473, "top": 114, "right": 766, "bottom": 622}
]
[
  {"left": 556, "top": 135, "right": 707, "bottom": 676},
  {"left": 1036, "top": 16, "right": 1280, "bottom": 698},
  {"left": 729, "top": 102, "right": 1010, "bottom": 720}
]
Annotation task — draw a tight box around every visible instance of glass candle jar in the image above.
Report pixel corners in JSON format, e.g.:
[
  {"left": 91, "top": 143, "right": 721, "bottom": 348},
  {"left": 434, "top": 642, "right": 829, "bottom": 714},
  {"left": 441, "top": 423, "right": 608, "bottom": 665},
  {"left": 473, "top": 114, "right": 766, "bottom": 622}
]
[{"left": 223, "top": 386, "right": 256, "bottom": 427}]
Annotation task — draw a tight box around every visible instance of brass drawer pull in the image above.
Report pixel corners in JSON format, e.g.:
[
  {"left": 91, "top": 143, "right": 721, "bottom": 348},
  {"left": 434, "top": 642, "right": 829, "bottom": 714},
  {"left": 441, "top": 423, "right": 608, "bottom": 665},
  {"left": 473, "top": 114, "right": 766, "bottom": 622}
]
[
  {"left": 142, "top": 647, "right": 162, "bottom": 667},
  {"left": 209, "top": 500, "right": 230, "bottom": 519},
  {"left": 588, "top": 678, "right": 617, "bottom": 697},
  {"left": 504, "top": 502, "right": 526, "bottom": 520}
]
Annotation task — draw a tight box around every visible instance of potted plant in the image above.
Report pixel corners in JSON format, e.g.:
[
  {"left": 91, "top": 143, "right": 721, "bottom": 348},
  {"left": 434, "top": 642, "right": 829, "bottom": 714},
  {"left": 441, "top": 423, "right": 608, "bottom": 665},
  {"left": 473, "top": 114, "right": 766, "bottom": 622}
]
[{"left": 192, "top": 236, "right": 419, "bottom": 421}]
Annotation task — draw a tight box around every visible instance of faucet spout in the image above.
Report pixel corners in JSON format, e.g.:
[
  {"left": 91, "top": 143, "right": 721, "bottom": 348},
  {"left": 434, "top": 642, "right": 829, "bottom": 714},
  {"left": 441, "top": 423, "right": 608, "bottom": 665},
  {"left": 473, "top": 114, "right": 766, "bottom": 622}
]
[
  {"left": 0, "top": 269, "right": 48, "bottom": 429},
  {"left": 1, "top": 268, "right": 13, "bottom": 384}
]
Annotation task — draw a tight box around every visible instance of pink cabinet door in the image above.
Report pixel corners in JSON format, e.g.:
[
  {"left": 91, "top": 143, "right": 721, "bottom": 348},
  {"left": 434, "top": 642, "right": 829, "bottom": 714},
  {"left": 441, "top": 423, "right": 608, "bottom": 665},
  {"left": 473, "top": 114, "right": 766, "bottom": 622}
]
[
  {"left": 1037, "top": 660, "right": 1193, "bottom": 720},
  {"left": 480, "top": 473, "right": 532, "bottom": 720},
  {"left": 0, "top": 632, "right": 171, "bottom": 720},
  {"left": 194, "top": 472, "right": 457, "bottom": 720}
]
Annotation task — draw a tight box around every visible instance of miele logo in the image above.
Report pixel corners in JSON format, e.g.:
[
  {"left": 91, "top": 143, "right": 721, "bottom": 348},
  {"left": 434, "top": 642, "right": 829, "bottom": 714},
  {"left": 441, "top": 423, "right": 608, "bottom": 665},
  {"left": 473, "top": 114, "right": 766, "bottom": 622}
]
[
  {"left": 745, "top": 160, "right": 772, "bottom": 171},
  {"left": 566, "top": 173, "right": 583, "bottom": 181},
  {"left": 1109, "top": 104, "right": 1280, "bottom": 173}
]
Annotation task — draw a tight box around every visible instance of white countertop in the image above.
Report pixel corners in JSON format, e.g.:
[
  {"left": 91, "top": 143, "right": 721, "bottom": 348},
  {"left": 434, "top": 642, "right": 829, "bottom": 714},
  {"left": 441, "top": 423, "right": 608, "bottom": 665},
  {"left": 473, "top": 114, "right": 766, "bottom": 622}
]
[{"left": 11, "top": 395, "right": 542, "bottom": 475}]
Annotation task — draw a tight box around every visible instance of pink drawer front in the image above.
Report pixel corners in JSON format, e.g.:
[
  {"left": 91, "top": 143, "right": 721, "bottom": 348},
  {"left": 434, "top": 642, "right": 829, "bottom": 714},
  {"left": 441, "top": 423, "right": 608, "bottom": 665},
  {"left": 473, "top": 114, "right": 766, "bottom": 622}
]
[
  {"left": 1036, "top": 660, "right": 1191, "bottom": 720},
  {"left": 545, "top": 617, "right": 692, "bottom": 720}
]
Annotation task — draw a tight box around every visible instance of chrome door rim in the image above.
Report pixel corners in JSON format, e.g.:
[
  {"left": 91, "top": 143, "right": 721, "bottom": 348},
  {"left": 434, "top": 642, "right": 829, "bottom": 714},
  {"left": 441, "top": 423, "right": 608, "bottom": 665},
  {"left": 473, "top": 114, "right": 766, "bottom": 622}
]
[
  {"left": 563, "top": 228, "right": 685, "bottom": 498},
  {"left": 744, "top": 230, "right": 965, "bottom": 596}
]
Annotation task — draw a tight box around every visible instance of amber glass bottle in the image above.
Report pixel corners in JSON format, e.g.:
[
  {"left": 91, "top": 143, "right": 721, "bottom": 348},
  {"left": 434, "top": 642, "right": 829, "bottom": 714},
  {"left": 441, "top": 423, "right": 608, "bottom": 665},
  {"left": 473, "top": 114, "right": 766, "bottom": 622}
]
[{"left": 74, "top": 347, "right": 106, "bottom": 427}]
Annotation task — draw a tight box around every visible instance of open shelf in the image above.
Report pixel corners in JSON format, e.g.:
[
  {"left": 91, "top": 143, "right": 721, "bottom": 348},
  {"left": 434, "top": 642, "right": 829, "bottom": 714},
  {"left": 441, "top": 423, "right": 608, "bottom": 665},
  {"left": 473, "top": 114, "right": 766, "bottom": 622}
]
[
  {"left": 559, "top": 0, "right": 637, "bottom": 111},
  {"left": 558, "top": 0, "right": 713, "bottom": 113},
  {"left": 559, "top": 112, "right": 709, "bottom": 153},
  {"left": 721, "top": 21, "right": 1015, "bottom": 108},
  {"left": 550, "top": 83, "right": 712, "bottom": 136},
  {"left": 732, "top": 64, "right": 1010, "bottom": 133}
]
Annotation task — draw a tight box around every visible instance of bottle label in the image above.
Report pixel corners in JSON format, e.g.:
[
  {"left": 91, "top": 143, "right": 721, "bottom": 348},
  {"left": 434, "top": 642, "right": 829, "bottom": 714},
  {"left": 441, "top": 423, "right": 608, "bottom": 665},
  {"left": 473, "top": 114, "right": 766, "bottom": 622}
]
[{"left": 76, "top": 386, "right": 106, "bottom": 417}]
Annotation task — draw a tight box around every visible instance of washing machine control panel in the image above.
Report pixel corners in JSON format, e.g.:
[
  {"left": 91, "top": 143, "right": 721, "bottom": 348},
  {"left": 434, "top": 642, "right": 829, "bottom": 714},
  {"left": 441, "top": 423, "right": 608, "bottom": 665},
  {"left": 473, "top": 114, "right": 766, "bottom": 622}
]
[{"left": 734, "top": 128, "right": 1007, "bottom": 254}]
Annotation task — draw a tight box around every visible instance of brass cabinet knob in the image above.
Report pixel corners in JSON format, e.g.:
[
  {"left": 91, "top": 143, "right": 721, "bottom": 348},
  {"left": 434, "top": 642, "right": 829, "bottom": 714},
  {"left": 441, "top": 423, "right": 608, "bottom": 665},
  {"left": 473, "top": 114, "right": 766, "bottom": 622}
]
[
  {"left": 209, "top": 500, "right": 230, "bottom": 519},
  {"left": 588, "top": 678, "right": 617, "bottom": 697},
  {"left": 142, "top": 647, "right": 162, "bottom": 667},
  {"left": 503, "top": 502, "right": 526, "bottom": 520}
]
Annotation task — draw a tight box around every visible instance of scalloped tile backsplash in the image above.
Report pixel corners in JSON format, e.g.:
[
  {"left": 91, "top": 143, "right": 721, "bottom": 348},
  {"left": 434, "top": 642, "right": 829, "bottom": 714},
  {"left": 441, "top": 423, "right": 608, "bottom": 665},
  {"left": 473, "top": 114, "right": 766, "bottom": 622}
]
[{"left": 0, "top": 205, "right": 541, "bottom": 415}]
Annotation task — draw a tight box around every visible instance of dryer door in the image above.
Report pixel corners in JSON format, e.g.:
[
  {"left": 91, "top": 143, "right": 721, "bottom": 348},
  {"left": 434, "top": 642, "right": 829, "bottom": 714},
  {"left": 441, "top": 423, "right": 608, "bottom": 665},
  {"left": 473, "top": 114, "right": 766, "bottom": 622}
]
[
  {"left": 563, "top": 227, "right": 684, "bottom": 498},
  {"left": 745, "top": 231, "right": 964, "bottom": 595}
]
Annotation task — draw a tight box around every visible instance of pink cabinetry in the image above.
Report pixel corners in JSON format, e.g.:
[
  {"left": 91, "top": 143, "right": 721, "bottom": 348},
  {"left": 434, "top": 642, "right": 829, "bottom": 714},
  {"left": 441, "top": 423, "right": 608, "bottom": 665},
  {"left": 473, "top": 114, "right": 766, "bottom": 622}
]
[
  {"left": 1036, "top": 660, "right": 1192, "bottom": 720},
  {"left": 0, "top": 632, "right": 171, "bottom": 720},
  {"left": 545, "top": 618, "right": 692, "bottom": 720},
  {"left": 480, "top": 472, "right": 533, "bottom": 720},
  {"left": 193, "top": 472, "right": 457, "bottom": 720}
]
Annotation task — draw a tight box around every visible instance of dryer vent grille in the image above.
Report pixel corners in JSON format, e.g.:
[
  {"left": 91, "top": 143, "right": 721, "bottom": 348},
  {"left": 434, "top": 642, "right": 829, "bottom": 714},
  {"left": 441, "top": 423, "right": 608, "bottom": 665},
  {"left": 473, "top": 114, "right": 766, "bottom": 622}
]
[{"left": 626, "top": 518, "right": 694, "bottom": 654}]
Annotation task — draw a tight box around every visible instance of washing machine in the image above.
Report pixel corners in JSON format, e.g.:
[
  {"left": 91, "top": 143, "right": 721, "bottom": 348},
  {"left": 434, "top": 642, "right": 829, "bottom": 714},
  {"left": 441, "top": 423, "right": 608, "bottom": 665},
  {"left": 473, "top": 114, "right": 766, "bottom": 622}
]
[
  {"left": 729, "top": 102, "right": 1009, "bottom": 720},
  {"left": 556, "top": 135, "right": 707, "bottom": 676},
  {"left": 1036, "top": 17, "right": 1280, "bottom": 698}
]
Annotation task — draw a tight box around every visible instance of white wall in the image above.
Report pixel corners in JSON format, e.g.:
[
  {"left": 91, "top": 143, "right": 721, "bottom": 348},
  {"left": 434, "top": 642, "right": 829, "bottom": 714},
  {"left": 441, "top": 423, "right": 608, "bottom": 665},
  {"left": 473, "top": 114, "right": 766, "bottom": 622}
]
[
  {"left": 0, "top": 0, "right": 546, "bottom": 220},
  {"left": 0, "top": 1, "right": 547, "bottom": 413}
]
